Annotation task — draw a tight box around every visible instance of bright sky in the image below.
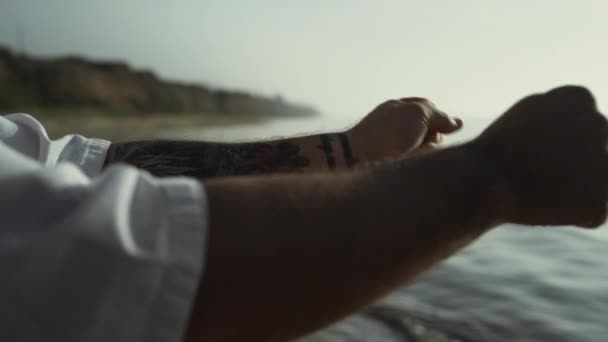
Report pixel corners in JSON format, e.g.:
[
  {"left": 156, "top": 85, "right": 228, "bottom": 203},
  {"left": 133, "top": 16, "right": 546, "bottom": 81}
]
[{"left": 1, "top": 0, "right": 608, "bottom": 138}]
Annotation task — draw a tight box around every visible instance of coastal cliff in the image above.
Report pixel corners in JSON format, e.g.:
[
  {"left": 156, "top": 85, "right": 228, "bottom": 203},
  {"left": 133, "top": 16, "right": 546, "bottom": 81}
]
[{"left": 0, "top": 47, "right": 318, "bottom": 116}]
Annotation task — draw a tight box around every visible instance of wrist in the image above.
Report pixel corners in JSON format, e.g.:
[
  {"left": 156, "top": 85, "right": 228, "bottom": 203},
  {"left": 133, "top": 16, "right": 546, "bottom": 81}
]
[
  {"left": 369, "top": 142, "right": 509, "bottom": 230},
  {"left": 344, "top": 128, "right": 399, "bottom": 168},
  {"left": 466, "top": 140, "right": 513, "bottom": 226}
]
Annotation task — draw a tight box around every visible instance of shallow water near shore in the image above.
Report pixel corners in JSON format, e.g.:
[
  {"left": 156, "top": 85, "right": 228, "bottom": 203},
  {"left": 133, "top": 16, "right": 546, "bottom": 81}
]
[{"left": 301, "top": 226, "right": 608, "bottom": 342}]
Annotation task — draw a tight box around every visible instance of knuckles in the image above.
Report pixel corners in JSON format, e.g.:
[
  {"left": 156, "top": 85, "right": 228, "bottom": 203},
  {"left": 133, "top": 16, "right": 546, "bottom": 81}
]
[
  {"left": 377, "top": 99, "right": 429, "bottom": 118},
  {"left": 545, "top": 85, "right": 594, "bottom": 101},
  {"left": 382, "top": 100, "right": 407, "bottom": 109},
  {"left": 544, "top": 85, "right": 598, "bottom": 112}
]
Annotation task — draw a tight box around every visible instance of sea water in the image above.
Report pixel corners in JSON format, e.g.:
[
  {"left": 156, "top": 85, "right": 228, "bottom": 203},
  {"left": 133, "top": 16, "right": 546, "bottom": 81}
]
[{"left": 303, "top": 226, "right": 608, "bottom": 341}]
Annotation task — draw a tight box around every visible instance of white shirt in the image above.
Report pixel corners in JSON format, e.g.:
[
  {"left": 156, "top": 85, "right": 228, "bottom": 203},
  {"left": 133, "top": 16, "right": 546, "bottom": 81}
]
[{"left": 0, "top": 114, "right": 207, "bottom": 342}]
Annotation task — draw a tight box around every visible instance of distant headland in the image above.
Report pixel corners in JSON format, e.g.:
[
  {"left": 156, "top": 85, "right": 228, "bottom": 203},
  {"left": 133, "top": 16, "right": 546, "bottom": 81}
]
[{"left": 0, "top": 46, "right": 318, "bottom": 117}]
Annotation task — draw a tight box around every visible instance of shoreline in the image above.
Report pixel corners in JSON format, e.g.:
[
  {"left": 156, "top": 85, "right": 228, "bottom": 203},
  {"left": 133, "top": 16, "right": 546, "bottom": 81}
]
[{"left": 16, "top": 111, "right": 288, "bottom": 141}]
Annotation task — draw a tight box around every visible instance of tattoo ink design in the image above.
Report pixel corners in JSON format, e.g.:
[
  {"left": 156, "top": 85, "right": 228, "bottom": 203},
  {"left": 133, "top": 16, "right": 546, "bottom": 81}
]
[
  {"left": 104, "top": 140, "right": 311, "bottom": 179},
  {"left": 317, "top": 134, "right": 336, "bottom": 170},
  {"left": 338, "top": 133, "right": 357, "bottom": 168}
]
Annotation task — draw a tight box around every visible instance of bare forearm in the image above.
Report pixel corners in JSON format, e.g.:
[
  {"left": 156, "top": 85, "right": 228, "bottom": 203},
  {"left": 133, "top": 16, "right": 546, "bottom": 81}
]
[
  {"left": 187, "top": 142, "right": 503, "bottom": 341},
  {"left": 103, "top": 133, "right": 357, "bottom": 178}
]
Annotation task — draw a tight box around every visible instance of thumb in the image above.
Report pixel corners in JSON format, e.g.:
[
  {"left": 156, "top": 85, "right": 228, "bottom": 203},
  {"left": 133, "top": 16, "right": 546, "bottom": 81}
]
[{"left": 430, "top": 114, "right": 462, "bottom": 134}]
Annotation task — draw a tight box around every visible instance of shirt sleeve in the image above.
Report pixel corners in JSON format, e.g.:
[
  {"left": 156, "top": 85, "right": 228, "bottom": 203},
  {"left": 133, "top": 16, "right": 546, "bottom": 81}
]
[
  {"left": 0, "top": 114, "right": 208, "bottom": 342},
  {"left": 0, "top": 113, "right": 111, "bottom": 177}
]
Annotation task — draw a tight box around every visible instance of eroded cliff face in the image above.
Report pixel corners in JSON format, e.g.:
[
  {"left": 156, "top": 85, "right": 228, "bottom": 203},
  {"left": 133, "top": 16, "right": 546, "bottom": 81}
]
[{"left": 0, "top": 47, "right": 318, "bottom": 116}]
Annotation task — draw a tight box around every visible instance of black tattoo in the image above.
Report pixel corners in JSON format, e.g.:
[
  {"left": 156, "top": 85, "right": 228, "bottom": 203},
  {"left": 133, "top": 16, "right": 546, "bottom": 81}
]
[
  {"left": 104, "top": 140, "right": 311, "bottom": 179},
  {"left": 318, "top": 134, "right": 336, "bottom": 170},
  {"left": 338, "top": 133, "right": 357, "bottom": 168}
]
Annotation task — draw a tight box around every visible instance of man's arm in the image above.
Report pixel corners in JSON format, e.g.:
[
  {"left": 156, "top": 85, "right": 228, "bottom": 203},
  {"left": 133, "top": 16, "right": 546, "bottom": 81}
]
[
  {"left": 103, "top": 98, "right": 462, "bottom": 178},
  {"left": 187, "top": 143, "right": 500, "bottom": 342},
  {"left": 185, "top": 85, "right": 608, "bottom": 341}
]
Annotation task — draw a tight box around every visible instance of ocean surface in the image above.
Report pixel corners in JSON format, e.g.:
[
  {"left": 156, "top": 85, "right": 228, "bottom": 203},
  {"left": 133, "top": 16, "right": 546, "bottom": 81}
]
[
  {"left": 161, "top": 116, "right": 608, "bottom": 342},
  {"left": 301, "top": 226, "right": 608, "bottom": 342}
]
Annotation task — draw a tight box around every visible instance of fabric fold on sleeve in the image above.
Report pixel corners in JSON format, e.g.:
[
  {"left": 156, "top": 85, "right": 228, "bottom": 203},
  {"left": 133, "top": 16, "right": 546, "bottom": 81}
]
[
  {"left": 141, "top": 177, "right": 208, "bottom": 342},
  {"left": 0, "top": 139, "right": 208, "bottom": 342},
  {"left": 1, "top": 113, "right": 111, "bottom": 177}
]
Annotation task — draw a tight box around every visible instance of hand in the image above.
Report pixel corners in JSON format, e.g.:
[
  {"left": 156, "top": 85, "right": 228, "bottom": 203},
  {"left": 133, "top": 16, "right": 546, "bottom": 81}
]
[
  {"left": 347, "top": 98, "right": 462, "bottom": 164},
  {"left": 474, "top": 85, "right": 608, "bottom": 228}
]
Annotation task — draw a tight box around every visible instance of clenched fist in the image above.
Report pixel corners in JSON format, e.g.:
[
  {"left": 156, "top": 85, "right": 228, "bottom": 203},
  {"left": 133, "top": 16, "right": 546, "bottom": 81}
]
[{"left": 474, "top": 85, "right": 608, "bottom": 228}]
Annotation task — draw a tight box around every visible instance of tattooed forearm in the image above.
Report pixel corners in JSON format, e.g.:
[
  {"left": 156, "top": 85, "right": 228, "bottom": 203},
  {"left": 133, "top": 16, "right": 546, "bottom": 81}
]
[
  {"left": 104, "top": 140, "right": 313, "bottom": 178},
  {"left": 316, "top": 133, "right": 358, "bottom": 170},
  {"left": 103, "top": 133, "right": 359, "bottom": 178}
]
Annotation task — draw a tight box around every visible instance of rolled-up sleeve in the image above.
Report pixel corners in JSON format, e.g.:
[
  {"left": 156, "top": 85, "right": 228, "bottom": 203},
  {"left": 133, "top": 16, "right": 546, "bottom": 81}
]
[
  {"left": 0, "top": 114, "right": 208, "bottom": 342},
  {"left": 0, "top": 113, "right": 111, "bottom": 177}
]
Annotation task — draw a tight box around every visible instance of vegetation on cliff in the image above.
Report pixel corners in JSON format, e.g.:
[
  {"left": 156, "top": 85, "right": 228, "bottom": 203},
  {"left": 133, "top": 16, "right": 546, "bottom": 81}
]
[{"left": 0, "top": 46, "right": 318, "bottom": 117}]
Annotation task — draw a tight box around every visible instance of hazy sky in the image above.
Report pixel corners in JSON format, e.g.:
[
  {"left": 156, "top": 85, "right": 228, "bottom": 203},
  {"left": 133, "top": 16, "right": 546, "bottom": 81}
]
[{"left": 1, "top": 0, "right": 608, "bottom": 135}]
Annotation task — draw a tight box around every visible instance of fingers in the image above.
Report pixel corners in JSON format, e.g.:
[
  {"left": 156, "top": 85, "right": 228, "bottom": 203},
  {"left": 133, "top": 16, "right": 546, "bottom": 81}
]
[
  {"left": 541, "top": 203, "right": 607, "bottom": 229},
  {"left": 580, "top": 202, "right": 608, "bottom": 229},
  {"left": 423, "top": 131, "right": 443, "bottom": 145},
  {"left": 399, "top": 97, "right": 463, "bottom": 134},
  {"left": 433, "top": 115, "right": 462, "bottom": 134}
]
